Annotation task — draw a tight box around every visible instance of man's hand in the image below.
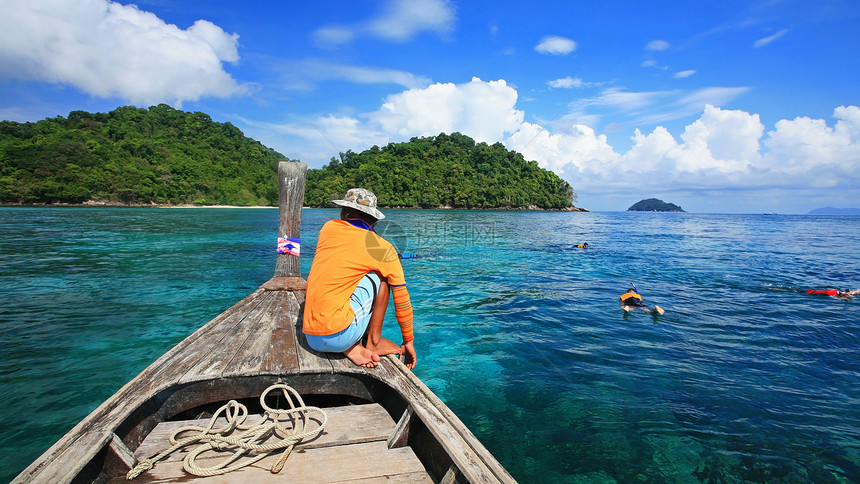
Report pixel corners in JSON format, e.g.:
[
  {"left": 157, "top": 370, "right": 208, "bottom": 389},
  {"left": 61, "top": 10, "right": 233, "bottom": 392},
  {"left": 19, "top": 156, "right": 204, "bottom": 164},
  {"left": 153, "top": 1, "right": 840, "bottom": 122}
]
[{"left": 400, "top": 340, "right": 417, "bottom": 369}]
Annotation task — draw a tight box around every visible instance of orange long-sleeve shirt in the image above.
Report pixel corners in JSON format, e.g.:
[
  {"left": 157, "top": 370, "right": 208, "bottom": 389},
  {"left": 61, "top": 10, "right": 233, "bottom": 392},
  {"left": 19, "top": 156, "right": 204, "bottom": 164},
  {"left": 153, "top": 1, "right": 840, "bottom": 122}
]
[{"left": 303, "top": 219, "right": 414, "bottom": 342}]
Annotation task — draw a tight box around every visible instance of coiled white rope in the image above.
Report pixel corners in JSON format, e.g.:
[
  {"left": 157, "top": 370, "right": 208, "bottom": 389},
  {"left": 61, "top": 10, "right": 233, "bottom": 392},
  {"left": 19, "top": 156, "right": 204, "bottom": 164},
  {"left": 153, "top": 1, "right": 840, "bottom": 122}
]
[{"left": 127, "top": 383, "right": 327, "bottom": 479}]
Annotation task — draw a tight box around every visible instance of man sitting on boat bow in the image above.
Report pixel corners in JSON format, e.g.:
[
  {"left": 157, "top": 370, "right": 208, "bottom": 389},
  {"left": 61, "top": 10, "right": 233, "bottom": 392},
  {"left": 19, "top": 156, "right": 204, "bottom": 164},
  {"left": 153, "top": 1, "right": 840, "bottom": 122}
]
[{"left": 303, "top": 188, "right": 417, "bottom": 369}]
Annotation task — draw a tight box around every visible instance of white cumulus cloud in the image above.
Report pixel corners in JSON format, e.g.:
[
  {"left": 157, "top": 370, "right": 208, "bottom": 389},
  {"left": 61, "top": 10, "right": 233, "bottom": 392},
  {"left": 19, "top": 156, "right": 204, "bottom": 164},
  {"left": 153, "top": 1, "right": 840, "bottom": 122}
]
[
  {"left": 0, "top": 0, "right": 249, "bottom": 106},
  {"left": 513, "top": 105, "right": 767, "bottom": 193},
  {"left": 763, "top": 105, "right": 860, "bottom": 184},
  {"left": 367, "top": 77, "right": 523, "bottom": 142},
  {"left": 506, "top": 122, "right": 619, "bottom": 178},
  {"left": 689, "top": 105, "right": 763, "bottom": 165},
  {"left": 535, "top": 36, "right": 577, "bottom": 55},
  {"left": 664, "top": 104, "right": 764, "bottom": 174}
]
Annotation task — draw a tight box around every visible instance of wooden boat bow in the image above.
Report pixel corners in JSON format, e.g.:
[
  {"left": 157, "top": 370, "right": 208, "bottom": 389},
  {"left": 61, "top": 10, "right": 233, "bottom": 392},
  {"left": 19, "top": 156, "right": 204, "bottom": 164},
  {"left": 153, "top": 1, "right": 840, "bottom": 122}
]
[{"left": 14, "top": 162, "right": 516, "bottom": 483}]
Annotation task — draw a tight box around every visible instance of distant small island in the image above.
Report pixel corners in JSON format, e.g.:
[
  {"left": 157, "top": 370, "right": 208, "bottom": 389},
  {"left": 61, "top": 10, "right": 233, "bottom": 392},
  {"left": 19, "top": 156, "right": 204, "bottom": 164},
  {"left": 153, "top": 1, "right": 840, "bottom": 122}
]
[
  {"left": 807, "top": 207, "right": 860, "bottom": 215},
  {"left": 627, "top": 198, "right": 685, "bottom": 212}
]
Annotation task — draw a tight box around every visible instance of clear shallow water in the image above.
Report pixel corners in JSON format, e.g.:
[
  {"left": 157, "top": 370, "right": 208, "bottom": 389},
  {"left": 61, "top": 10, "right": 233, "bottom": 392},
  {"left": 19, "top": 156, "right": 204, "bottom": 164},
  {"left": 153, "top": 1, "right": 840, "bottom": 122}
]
[{"left": 1, "top": 208, "right": 858, "bottom": 483}]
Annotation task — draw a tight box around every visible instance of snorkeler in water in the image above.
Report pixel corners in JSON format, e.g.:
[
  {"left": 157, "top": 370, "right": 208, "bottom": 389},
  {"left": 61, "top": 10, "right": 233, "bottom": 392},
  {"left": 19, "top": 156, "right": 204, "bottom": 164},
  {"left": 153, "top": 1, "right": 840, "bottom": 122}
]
[
  {"left": 620, "top": 283, "right": 665, "bottom": 315},
  {"left": 806, "top": 289, "right": 859, "bottom": 300}
]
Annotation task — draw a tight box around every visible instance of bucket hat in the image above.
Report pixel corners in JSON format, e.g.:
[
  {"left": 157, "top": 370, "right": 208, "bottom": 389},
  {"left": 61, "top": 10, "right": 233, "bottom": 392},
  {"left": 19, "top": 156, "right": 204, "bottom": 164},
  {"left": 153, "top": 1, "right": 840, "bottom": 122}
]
[{"left": 332, "top": 188, "right": 385, "bottom": 220}]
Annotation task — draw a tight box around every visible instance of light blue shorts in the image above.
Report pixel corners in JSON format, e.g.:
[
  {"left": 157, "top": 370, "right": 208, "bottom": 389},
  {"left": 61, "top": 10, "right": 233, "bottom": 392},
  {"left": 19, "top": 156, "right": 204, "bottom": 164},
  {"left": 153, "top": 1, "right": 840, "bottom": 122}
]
[{"left": 306, "top": 272, "right": 380, "bottom": 353}]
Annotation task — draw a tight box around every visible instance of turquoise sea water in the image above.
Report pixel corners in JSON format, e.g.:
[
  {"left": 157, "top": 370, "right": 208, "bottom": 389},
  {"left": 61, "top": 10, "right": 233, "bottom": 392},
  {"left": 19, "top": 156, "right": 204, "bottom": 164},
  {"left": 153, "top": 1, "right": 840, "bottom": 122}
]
[{"left": 1, "top": 207, "right": 858, "bottom": 483}]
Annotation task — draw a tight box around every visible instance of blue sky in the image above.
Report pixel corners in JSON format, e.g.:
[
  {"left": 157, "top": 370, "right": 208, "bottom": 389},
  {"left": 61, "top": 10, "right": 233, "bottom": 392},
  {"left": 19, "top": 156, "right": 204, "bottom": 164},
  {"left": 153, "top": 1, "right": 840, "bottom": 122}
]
[{"left": 1, "top": 0, "right": 859, "bottom": 213}]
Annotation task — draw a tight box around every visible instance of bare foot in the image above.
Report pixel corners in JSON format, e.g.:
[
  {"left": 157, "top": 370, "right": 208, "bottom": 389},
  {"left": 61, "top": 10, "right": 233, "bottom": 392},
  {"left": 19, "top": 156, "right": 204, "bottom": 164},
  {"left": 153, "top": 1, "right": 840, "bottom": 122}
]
[
  {"left": 622, "top": 305, "right": 631, "bottom": 312},
  {"left": 343, "top": 344, "right": 381, "bottom": 368},
  {"left": 653, "top": 305, "right": 665, "bottom": 315},
  {"left": 366, "top": 337, "right": 403, "bottom": 357}
]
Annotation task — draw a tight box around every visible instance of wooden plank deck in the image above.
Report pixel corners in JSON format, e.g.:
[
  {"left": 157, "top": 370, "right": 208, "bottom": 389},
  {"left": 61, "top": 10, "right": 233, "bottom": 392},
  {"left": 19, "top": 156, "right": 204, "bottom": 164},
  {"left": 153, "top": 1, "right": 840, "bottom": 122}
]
[{"left": 110, "top": 403, "right": 434, "bottom": 483}]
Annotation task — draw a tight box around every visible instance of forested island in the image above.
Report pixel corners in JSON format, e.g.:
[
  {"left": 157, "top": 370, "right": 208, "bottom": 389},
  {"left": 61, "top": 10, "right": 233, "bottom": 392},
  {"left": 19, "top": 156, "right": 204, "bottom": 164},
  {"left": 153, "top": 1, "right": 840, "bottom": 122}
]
[
  {"left": 0, "top": 106, "right": 579, "bottom": 210},
  {"left": 306, "top": 132, "right": 577, "bottom": 210},
  {"left": 628, "top": 198, "right": 685, "bottom": 212},
  {"left": 0, "top": 105, "right": 285, "bottom": 206}
]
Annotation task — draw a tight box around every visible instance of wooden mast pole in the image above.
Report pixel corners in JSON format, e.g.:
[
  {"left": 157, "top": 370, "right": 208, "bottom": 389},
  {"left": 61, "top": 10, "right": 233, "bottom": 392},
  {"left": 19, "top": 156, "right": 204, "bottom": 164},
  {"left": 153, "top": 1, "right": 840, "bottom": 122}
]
[{"left": 273, "top": 161, "right": 307, "bottom": 279}]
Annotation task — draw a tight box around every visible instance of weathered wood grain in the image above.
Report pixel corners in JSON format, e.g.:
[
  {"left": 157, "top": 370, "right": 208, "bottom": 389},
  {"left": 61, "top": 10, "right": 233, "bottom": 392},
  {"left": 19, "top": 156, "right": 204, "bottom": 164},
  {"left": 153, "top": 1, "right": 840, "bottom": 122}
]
[
  {"left": 273, "top": 161, "right": 306, "bottom": 278},
  {"left": 259, "top": 290, "right": 300, "bottom": 372},
  {"left": 219, "top": 293, "right": 286, "bottom": 378},
  {"left": 178, "top": 291, "right": 279, "bottom": 383}
]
